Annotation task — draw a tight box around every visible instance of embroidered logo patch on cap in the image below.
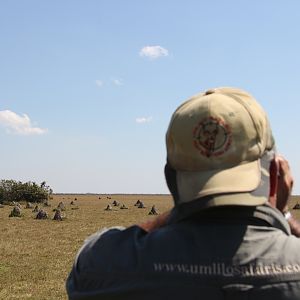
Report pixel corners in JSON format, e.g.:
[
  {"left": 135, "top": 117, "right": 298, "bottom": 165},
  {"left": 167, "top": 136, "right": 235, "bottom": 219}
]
[{"left": 193, "top": 116, "right": 232, "bottom": 157}]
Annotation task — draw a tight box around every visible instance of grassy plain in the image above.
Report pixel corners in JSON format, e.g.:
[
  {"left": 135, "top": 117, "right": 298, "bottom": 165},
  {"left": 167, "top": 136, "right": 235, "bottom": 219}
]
[
  {"left": 0, "top": 194, "right": 300, "bottom": 300},
  {"left": 0, "top": 194, "right": 173, "bottom": 300}
]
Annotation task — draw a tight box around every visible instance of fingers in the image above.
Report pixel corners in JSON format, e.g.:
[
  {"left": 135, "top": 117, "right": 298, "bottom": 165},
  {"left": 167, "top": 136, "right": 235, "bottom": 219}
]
[
  {"left": 274, "top": 155, "right": 294, "bottom": 212},
  {"left": 276, "top": 155, "right": 294, "bottom": 193}
]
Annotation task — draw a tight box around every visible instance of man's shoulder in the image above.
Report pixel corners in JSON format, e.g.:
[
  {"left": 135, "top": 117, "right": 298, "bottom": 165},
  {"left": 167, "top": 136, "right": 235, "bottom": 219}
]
[{"left": 74, "top": 225, "right": 147, "bottom": 269}]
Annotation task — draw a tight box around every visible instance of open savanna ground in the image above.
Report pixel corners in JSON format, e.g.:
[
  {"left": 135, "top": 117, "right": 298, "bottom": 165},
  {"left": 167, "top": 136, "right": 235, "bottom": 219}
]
[
  {"left": 0, "top": 194, "right": 173, "bottom": 300},
  {"left": 1, "top": 194, "right": 300, "bottom": 300}
]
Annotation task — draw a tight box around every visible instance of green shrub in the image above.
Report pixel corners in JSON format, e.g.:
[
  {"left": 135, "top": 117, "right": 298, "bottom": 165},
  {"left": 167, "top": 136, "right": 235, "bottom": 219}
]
[{"left": 0, "top": 179, "right": 53, "bottom": 204}]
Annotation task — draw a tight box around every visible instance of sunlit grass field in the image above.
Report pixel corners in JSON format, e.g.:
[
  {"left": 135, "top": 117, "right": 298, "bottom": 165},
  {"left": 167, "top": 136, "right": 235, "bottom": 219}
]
[
  {"left": 0, "top": 194, "right": 299, "bottom": 300},
  {"left": 0, "top": 194, "right": 173, "bottom": 300}
]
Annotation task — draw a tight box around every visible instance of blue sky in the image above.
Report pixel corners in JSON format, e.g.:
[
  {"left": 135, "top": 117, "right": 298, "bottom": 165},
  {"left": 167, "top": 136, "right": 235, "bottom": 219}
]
[{"left": 0, "top": 1, "right": 299, "bottom": 194}]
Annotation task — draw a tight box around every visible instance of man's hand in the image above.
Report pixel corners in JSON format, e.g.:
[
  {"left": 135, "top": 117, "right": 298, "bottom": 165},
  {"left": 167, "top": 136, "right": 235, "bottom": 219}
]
[
  {"left": 270, "top": 155, "right": 300, "bottom": 237},
  {"left": 274, "top": 155, "right": 294, "bottom": 213},
  {"left": 137, "top": 211, "right": 171, "bottom": 233}
]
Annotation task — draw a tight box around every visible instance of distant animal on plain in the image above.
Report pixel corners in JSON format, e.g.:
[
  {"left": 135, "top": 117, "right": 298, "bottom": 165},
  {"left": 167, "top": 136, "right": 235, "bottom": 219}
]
[
  {"left": 9, "top": 206, "right": 22, "bottom": 217},
  {"left": 112, "top": 200, "right": 120, "bottom": 207},
  {"left": 138, "top": 201, "right": 146, "bottom": 209},
  {"left": 104, "top": 204, "right": 112, "bottom": 211},
  {"left": 32, "top": 205, "right": 39, "bottom": 213},
  {"left": 36, "top": 209, "right": 48, "bottom": 220},
  {"left": 57, "top": 202, "right": 66, "bottom": 211},
  {"left": 120, "top": 204, "right": 128, "bottom": 209},
  {"left": 293, "top": 203, "right": 300, "bottom": 210},
  {"left": 148, "top": 205, "right": 158, "bottom": 215},
  {"left": 53, "top": 210, "right": 63, "bottom": 221},
  {"left": 134, "top": 200, "right": 141, "bottom": 206}
]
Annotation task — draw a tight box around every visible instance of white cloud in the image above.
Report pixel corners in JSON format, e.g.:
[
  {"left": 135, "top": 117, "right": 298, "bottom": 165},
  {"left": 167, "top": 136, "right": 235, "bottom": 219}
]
[
  {"left": 135, "top": 116, "right": 153, "bottom": 124},
  {"left": 111, "top": 78, "right": 123, "bottom": 86},
  {"left": 139, "top": 46, "right": 169, "bottom": 59},
  {"left": 0, "top": 110, "right": 47, "bottom": 135},
  {"left": 95, "top": 80, "right": 103, "bottom": 87}
]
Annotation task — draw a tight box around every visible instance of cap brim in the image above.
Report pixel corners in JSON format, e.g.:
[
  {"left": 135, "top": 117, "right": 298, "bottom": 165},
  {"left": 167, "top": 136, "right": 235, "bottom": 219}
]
[{"left": 176, "top": 160, "right": 268, "bottom": 206}]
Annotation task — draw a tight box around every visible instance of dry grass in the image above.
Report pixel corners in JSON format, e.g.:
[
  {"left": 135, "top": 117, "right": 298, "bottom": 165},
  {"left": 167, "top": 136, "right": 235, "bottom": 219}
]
[
  {"left": 0, "top": 194, "right": 300, "bottom": 300},
  {"left": 0, "top": 194, "right": 173, "bottom": 300}
]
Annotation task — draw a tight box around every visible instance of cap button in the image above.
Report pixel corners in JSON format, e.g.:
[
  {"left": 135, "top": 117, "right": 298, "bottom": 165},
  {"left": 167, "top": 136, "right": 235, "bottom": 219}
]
[{"left": 204, "top": 89, "right": 215, "bottom": 95}]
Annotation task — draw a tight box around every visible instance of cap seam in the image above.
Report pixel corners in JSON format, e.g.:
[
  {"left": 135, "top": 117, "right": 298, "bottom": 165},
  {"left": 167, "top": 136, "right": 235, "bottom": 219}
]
[{"left": 228, "top": 93, "right": 263, "bottom": 154}]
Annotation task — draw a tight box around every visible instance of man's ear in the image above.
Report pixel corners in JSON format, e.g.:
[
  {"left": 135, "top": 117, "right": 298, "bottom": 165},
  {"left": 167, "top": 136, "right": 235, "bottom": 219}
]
[
  {"left": 269, "top": 157, "right": 279, "bottom": 207},
  {"left": 164, "top": 162, "right": 179, "bottom": 204}
]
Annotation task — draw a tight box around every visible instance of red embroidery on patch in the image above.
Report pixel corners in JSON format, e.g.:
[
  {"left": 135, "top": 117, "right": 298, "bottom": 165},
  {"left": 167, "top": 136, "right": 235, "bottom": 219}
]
[{"left": 193, "top": 117, "right": 232, "bottom": 157}]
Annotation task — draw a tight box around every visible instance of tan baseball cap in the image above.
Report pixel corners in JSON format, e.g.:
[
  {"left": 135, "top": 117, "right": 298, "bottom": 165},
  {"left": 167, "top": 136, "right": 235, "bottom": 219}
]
[{"left": 166, "top": 87, "right": 275, "bottom": 206}]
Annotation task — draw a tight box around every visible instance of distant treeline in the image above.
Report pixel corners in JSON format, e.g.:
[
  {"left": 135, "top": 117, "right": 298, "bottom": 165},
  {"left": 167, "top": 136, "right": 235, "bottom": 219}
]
[{"left": 0, "top": 180, "right": 53, "bottom": 204}]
